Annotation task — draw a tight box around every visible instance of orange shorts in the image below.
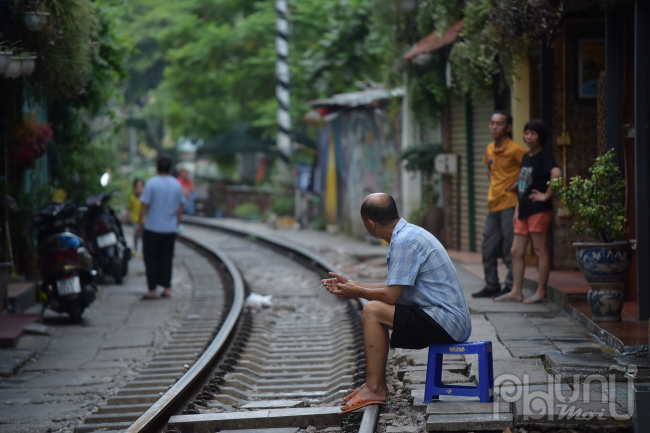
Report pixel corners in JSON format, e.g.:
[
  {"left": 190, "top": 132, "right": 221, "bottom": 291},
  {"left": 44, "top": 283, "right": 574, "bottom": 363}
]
[{"left": 514, "top": 210, "right": 553, "bottom": 235}]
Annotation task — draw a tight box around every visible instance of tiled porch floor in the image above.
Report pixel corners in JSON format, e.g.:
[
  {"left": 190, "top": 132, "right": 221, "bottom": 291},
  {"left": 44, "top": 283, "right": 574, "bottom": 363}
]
[{"left": 448, "top": 249, "right": 648, "bottom": 348}]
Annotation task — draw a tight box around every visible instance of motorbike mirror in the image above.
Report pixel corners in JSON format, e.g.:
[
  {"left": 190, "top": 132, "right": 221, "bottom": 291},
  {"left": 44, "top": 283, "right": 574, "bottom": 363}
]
[{"left": 100, "top": 172, "right": 112, "bottom": 187}]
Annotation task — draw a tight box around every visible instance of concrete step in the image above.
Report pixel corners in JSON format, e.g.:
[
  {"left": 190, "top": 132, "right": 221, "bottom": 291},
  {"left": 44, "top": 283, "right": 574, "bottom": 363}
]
[
  {"left": 75, "top": 421, "right": 132, "bottom": 433},
  {"left": 7, "top": 282, "right": 37, "bottom": 314},
  {"left": 84, "top": 411, "right": 143, "bottom": 424},
  {"left": 426, "top": 414, "right": 512, "bottom": 431},
  {"left": 168, "top": 406, "right": 344, "bottom": 432},
  {"left": 107, "top": 394, "right": 160, "bottom": 405},
  {"left": 98, "top": 403, "right": 151, "bottom": 414},
  {"left": 125, "top": 378, "right": 176, "bottom": 388},
  {"left": 117, "top": 386, "right": 169, "bottom": 396}
]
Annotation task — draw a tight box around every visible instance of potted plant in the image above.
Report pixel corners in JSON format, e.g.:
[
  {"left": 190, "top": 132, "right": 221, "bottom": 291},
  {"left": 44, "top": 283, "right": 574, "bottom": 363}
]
[
  {"left": 272, "top": 194, "right": 296, "bottom": 229},
  {"left": 234, "top": 202, "right": 261, "bottom": 221},
  {"left": 18, "top": 52, "right": 37, "bottom": 76},
  {"left": 3, "top": 56, "right": 23, "bottom": 78},
  {"left": 0, "top": 42, "right": 13, "bottom": 75},
  {"left": 13, "top": 119, "right": 53, "bottom": 168},
  {"left": 551, "top": 150, "right": 630, "bottom": 321},
  {"left": 23, "top": 11, "right": 49, "bottom": 31}
]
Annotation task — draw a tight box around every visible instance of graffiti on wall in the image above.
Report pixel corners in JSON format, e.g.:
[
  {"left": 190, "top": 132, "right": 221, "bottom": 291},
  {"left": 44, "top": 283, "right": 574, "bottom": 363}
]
[{"left": 318, "top": 108, "right": 400, "bottom": 238}]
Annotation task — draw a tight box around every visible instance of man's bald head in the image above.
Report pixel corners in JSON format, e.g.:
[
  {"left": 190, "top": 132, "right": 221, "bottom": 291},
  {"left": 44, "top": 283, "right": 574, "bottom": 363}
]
[{"left": 360, "top": 193, "right": 400, "bottom": 226}]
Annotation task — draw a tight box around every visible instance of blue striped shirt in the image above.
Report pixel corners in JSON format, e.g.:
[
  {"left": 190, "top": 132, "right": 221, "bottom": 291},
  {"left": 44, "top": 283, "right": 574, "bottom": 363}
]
[{"left": 387, "top": 219, "right": 472, "bottom": 342}]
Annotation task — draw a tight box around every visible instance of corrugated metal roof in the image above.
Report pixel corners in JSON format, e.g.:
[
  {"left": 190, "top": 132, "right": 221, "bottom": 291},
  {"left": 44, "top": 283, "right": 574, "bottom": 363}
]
[
  {"left": 404, "top": 19, "right": 465, "bottom": 60},
  {"left": 309, "top": 87, "right": 404, "bottom": 108}
]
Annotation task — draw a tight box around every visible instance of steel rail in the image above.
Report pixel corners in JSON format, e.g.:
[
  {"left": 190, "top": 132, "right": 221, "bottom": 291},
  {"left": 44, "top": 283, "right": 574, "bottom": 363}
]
[
  {"left": 181, "top": 217, "right": 379, "bottom": 433},
  {"left": 181, "top": 216, "right": 340, "bottom": 277},
  {"left": 124, "top": 233, "right": 245, "bottom": 433}
]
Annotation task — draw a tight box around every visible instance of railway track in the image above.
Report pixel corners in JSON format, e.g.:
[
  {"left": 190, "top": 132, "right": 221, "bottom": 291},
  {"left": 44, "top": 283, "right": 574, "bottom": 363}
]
[{"left": 75, "top": 218, "right": 379, "bottom": 433}]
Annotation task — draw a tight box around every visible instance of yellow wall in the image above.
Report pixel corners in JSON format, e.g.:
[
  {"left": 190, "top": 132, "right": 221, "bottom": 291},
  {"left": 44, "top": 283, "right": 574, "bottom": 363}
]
[
  {"left": 511, "top": 59, "right": 531, "bottom": 146},
  {"left": 325, "top": 133, "right": 338, "bottom": 224}
]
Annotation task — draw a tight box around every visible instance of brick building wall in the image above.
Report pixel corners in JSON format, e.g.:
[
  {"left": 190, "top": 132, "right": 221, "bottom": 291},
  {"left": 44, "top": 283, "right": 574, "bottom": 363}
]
[{"left": 550, "top": 19, "right": 605, "bottom": 270}]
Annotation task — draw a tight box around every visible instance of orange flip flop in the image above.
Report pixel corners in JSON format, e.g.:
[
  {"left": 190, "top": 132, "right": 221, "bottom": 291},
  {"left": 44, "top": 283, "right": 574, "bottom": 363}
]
[
  {"left": 340, "top": 395, "right": 387, "bottom": 414},
  {"left": 343, "top": 387, "right": 360, "bottom": 403}
]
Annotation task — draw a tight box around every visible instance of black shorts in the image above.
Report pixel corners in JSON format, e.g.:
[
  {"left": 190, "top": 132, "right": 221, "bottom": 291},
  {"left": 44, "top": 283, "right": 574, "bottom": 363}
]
[{"left": 391, "top": 304, "right": 459, "bottom": 349}]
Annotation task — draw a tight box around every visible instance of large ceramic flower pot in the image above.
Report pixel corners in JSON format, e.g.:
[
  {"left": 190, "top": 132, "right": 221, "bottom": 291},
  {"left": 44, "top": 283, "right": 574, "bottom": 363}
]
[
  {"left": 0, "top": 52, "right": 13, "bottom": 74},
  {"left": 21, "top": 56, "right": 37, "bottom": 76},
  {"left": 3, "top": 57, "right": 23, "bottom": 78},
  {"left": 574, "top": 241, "right": 632, "bottom": 321}
]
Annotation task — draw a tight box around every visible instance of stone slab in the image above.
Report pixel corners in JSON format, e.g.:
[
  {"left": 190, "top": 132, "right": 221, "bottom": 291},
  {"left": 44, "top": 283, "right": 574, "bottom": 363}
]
[
  {"left": 22, "top": 323, "right": 51, "bottom": 336},
  {"left": 74, "top": 422, "right": 132, "bottom": 433},
  {"left": 425, "top": 413, "right": 513, "bottom": 431},
  {"left": 397, "top": 364, "right": 466, "bottom": 381},
  {"left": 220, "top": 429, "right": 299, "bottom": 433},
  {"left": 403, "top": 370, "right": 471, "bottom": 385},
  {"left": 507, "top": 347, "right": 560, "bottom": 359},
  {"left": 545, "top": 352, "right": 616, "bottom": 368},
  {"left": 386, "top": 426, "right": 418, "bottom": 433},
  {"left": 411, "top": 389, "right": 482, "bottom": 412},
  {"left": 0, "top": 349, "right": 35, "bottom": 377},
  {"left": 501, "top": 339, "right": 554, "bottom": 349},
  {"left": 169, "top": 407, "right": 344, "bottom": 432},
  {"left": 493, "top": 358, "right": 551, "bottom": 385},
  {"left": 241, "top": 400, "right": 305, "bottom": 409},
  {"left": 496, "top": 383, "right": 571, "bottom": 399},
  {"left": 426, "top": 401, "right": 511, "bottom": 414},
  {"left": 514, "top": 397, "right": 632, "bottom": 429}
]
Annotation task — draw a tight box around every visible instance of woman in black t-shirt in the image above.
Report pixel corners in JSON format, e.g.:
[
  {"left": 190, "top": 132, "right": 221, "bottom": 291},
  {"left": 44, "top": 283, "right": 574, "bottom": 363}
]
[{"left": 494, "top": 119, "right": 561, "bottom": 304}]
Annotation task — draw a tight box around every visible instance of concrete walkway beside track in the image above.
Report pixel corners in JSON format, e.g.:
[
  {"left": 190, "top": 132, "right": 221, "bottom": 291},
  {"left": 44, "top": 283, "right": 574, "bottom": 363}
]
[
  {"left": 203, "top": 218, "right": 649, "bottom": 433},
  {"left": 0, "top": 240, "right": 195, "bottom": 433}
]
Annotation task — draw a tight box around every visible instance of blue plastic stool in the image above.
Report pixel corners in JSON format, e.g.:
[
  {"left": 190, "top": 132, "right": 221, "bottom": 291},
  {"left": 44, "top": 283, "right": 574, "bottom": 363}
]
[{"left": 423, "top": 341, "right": 494, "bottom": 403}]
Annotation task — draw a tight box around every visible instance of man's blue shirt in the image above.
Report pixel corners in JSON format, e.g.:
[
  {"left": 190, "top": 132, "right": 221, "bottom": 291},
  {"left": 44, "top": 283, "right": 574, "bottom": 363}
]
[
  {"left": 140, "top": 175, "right": 185, "bottom": 234},
  {"left": 386, "top": 218, "right": 472, "bottom": 342}
]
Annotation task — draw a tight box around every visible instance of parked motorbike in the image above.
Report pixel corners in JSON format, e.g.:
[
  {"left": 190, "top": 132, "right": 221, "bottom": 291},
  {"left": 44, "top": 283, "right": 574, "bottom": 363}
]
[
  {"left": 84, "top": 190, "right": 130, "bottom": 284},
  {"left": 32, "top": 201, "right": 97, "bottom": 323}
]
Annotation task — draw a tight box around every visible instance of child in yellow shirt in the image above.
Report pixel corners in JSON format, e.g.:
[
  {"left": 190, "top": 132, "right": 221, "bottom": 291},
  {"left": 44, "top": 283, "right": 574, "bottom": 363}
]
[{"left": 126, "top": 178, "right": 145, "bottom": 256}]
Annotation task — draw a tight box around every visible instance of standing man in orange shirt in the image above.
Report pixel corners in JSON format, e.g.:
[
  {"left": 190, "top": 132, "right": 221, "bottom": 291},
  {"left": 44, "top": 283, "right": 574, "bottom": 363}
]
[{"left": 472, "top": 111, "right": 528, "bottom": 298}]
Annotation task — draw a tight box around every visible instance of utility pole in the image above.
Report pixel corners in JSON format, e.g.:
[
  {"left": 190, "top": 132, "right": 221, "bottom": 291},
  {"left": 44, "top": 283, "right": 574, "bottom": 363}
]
[{"left": 275, "top": 0, "right": 291, "bottom": 157}]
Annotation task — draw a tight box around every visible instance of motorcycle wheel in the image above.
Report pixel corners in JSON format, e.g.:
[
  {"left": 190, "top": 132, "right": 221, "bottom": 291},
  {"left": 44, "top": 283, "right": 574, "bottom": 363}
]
[
  {"left": 121, "top": 258, "right": 129, "bottom": 277},
  {"left": 68, "top": 301, "right": 84, "bottom": 324}
]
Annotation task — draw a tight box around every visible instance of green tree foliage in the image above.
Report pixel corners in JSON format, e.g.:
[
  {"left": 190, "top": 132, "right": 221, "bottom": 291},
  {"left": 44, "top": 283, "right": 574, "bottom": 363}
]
[
  {"left": 550, "top": 150, "right": 628, "bottom": 243},
  {"left": 449, "top": 0, "right": 562, "bottom": 99},
  {"left": 136, "top": 0, "right": 387, "bottom": 140},
  {"left": 371, "top": 0, "right": 454, "bottom": 126}
]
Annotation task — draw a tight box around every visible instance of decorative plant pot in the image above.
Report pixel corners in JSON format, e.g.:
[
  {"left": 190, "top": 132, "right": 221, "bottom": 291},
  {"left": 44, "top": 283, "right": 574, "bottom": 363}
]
[
  {"left": 21, "top": 56, "right": 37, "bottom": 76},
  {"left": 0, "top": 51, "right": 13, "bottom": 74},
  {"left": 3, "top": 57, "right": 23, "bottom": 78},
  {"left": 574, "top": 241, "right": 632, "bottom": 322},
  {"left": 23, "top": 12, "right": 50, "bottom": 31},
  {"left": 276, "top": 216, "right": 296, "bottom": 229}
]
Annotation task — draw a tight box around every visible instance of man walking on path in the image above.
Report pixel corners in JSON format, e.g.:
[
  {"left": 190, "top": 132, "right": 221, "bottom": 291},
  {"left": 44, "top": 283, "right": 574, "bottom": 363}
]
[
  {"left": 472, "top": 111, "right": 528, "bottom": 298},
  {"left": 137, "top": 155, "right": 185, "bottom": 299},
  {"left": 323, "top": 193, "right": 471, "bottom": 413}
]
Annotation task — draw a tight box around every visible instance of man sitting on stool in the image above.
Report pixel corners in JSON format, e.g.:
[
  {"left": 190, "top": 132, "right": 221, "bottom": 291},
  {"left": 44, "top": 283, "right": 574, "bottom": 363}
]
[{"left": 323, "top": 193, "right": 472, "bottom": 413}]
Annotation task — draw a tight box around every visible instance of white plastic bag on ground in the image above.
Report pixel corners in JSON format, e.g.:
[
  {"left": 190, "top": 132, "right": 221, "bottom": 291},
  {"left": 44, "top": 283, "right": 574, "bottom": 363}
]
[{"left": 245, "top": 292, "right": 273, "bottom": 310}]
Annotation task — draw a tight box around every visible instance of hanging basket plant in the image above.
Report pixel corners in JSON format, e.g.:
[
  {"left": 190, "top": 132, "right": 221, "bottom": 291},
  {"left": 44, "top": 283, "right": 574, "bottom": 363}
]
[
  {"left": 449, "top": 0, "right": 562, "bottom": 98},
  {"left": 0, "top": 49, "right": 13, "bottom": 75},
  {"left": 12, "top": 120, "right": 54, "bottom": 168},
  {"left": 13, "top": 0, "right": 99, "bottom": 101},
  {"left": 23, "top": 11, "right": 50, "bottom": 31}
]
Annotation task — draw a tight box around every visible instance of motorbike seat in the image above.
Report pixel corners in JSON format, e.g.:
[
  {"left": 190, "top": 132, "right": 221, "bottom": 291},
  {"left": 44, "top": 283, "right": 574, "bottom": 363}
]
[{"left": 33, "top": 201, "right": 77, "bottom": 227}]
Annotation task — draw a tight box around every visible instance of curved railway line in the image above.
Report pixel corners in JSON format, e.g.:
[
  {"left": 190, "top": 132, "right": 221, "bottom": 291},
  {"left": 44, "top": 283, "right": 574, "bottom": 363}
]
[{"left": 74, "top": 218, "right": 379, "bottom": 433}]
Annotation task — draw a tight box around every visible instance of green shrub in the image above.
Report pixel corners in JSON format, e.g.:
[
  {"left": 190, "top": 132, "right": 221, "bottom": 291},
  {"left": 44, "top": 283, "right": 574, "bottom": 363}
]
[
  {"left": 550, "top": 150, "right": 628, "bottom": 243},
  {"left": 272, "top": 196, "right": 295, "bottom": 217},
  {"left": 234, "top": 203, "right": 261, "bottom": 220}
]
